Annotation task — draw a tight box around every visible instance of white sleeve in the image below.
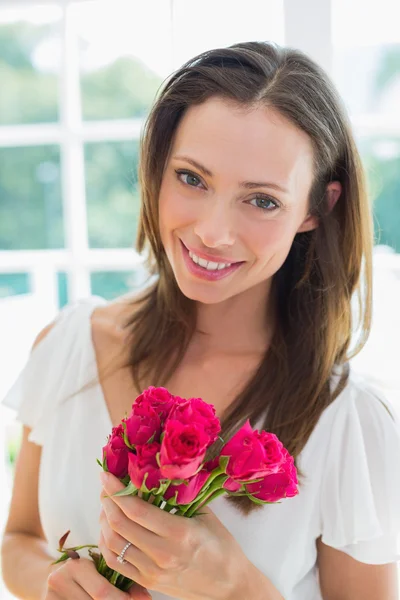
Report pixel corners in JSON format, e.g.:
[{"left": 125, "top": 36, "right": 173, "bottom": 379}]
[
  {"left": 1, "top": 301, "right": 85, "bottom": 446},
  {"left": 320, "top": 379, "right": 400, "bottom": 564}
]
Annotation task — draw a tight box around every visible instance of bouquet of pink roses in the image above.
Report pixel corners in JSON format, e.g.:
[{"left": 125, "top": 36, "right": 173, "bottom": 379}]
[{"left": 54, "top": 386, "right": 298, "bottom": 591}]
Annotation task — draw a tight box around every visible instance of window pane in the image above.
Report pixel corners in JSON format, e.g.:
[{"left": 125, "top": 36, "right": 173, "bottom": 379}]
[
  {"left": 91, "top": 269, "right": 147, "bottom": 301},
  {"left": 85, "top": 140, "right": 140, "bottom": 249},
  {"left": 72, "top": 0, "right": 170, "bottom": 121},
  {"left": 333, "top": 1, "right": 400, "bottom": 118},
  {"left": 0, "top": 273, "right": 30, "bottom": 297},
  {"left": 359, "top": 136, "right": 400, "bottom": 252},
  {"left": 0, "top": 145, "right": 63, "bottom": 250},
  {"left": 0, "top": 4, "right": 61, "bottom": 125},
  {"left": 332, "top": 1, "right": 400, "bottom": 254},
  {"left": 172, "top": 0, "right": 284, "bottom": 68},
  {"left": 57, "top": 271, "right": 69, "bottom": 309}
]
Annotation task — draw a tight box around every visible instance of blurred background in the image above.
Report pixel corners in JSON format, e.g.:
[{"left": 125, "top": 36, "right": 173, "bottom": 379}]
[{"left": 0, "top": 0, "right": 400, "bottom": 597}]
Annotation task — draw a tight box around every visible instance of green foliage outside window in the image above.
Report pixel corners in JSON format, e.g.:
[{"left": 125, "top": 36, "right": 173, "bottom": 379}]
[{"left": 0, "top": 19, "right": 399, "bottom": 307}]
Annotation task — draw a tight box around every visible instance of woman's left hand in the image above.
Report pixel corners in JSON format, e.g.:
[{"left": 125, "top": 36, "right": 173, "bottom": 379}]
[{"left": 98, "top": 472, "right": 250, "bottom": 600}]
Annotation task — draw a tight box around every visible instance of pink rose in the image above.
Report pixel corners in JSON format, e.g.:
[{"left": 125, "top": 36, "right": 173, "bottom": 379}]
[
  {"left": 160, "top": 419, "right": 211, "bottom": 480},
  {"left": 164, "top": 469, "right": 211, "bottom": 505},
  {"left": 168, "top": 398, "right": 221, "bottom": 445},
  {"left": 204, "top": 457, "right": 219, "bottom": 472},
  {"left": 134, "top": 386, "right": 177, "bottom": 423},
  {"left": 124, "top": 401, "right": 161, "bottom": 446},
  {"left": 220, "top": 420, "right": 286, "bottom": 482},
  {"left": 202, "top": 457, "right": 242, "bottom": 492},
  {"left": 255, "top": 429, "right": 287, "bottom": 473},
  {"left": 128, "top": 442, "right": 163, "bottom": 491},
  {"left": 223, "top": 478, "right": 242, "bottom": 492},
  {"left": 246, "top": 449, "right": 299, "bottom": 502},
  {"left": 102, "top": 424, "right": 129, "bottom": 478}
]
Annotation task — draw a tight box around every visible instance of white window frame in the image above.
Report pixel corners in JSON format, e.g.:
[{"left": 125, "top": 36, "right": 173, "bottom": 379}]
[{"left": 0, "top": 0, "right": 399, "bottom": 312}]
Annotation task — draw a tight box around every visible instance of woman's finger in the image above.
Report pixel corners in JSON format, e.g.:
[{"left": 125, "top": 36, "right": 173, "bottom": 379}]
[
  {"left": 100, "top": 500, "right": 173, "bottom": 566},
  {"left": 127, "top": 583, "right": 152, "bottom": 599},
  {"left": 44, "top": 592, "right": 63, "bottom": 600},
  {"left": 101, "top": 473, "right": 182, "bottom": 537},
  {"left": 98, "top": 532, "right": 143, "bottom": 585},
  {"left": 47, "top": 564, "right": 92, "bottom": 600},
  {"left": 66, "top": 558, "right": 130, "bottom": 600},
  {"left": 100, "top": 510, "right": 160, "bottom": 576}
]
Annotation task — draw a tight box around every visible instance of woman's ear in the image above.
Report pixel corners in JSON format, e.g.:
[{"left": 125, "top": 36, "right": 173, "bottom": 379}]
[
  {"left": 326, "top": 180, "right": 342, "bottom": 213},
  {"left": 297, "top": 181, "right": 342, "bottom": 234}
]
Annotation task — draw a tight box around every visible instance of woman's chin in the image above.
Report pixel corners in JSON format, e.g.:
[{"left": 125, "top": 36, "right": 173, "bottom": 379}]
[{"left": 175, "top": 277, "right": 230, "bottom": 305}]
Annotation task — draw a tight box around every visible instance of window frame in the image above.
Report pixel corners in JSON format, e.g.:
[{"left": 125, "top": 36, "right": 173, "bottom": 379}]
[{"left": 0, "top": 0, "right": 399, "bottom": 309}]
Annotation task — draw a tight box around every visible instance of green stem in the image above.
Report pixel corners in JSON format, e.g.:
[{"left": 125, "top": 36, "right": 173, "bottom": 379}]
[
  {"left": 152, "top": 495, "right": 163, "bottom": 508},
  {"left": 163, "top": 502, "right": 177, "bottom": 512},
  {"left": 98, "top": 555, "right": 107, "bottom": 575},
  {"left": 185, "top": 475, "right": 228, "bottom": 518},
  {"left": 110, "top": 570, "right": 120, "bottom": 586},
  {"left": 196, "top": 487, "right": 227, "bottom": 511},
  {"left": 176, "top": 468, "right": 225, "bottom": 516},
  {"left": 63, "top": 543, "right": 98, "bottom": 552},
  {"left": 197, "top": 467, "right": 224, "bottom": 493}
]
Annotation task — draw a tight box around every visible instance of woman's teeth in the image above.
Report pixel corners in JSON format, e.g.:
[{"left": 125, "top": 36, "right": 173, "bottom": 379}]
[{"left": 188, "top": 250, "right": 232, "bottom": 271}]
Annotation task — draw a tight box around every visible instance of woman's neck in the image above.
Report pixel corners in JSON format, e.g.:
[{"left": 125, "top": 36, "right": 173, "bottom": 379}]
[{"left": 193, "top": 279, "right": 276, "bottom": 356}]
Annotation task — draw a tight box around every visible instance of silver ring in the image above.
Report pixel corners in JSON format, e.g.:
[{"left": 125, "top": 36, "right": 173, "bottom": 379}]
[{"left": 117, "top": 541, "right": 132, "bottom": 564}]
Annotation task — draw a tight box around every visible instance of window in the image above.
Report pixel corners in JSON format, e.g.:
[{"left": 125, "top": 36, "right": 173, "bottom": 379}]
[{"left": 1, "top": 2, "right": 400, "bottom": 598}]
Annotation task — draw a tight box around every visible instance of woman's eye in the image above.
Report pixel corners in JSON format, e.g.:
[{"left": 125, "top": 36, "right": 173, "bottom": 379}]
[
  {"left": 249, "top": 196, "right": 279, "bottom": 212},
  {"left": 174, "top": 170, "right": 279, "bottom": 212},
  {"left": 175, "top": 169, "right": 203, "bottom": 188}
]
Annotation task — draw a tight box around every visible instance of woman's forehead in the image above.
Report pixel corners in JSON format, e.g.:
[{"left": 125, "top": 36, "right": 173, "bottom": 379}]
[{"left": 169, "top": 98, "right": 315, "bottom": 198}]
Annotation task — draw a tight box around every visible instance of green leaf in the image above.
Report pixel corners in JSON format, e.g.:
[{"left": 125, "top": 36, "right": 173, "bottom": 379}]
[
  {"left": 51, "top": 553, "right": 70, "bottom": 565},
  {"left": 96, "top": 458, "right": 103, "bottom": 468},
  {"left": 121, "top": 474, "right": 131, "bottom": 486},
  {"left": 247, "top": 495, "right": 280, "bottom": 506},
  {"left": 146, "top": 431, "right": 156, "bottom": 444},
  {"left": 139, "top": 472, "right": 151, "bottom": 494},
  {"left": 58, "top": 530, "right": 71, "bottom": 551},
  {"left": 121, "top": 421, "right": 134, "bottom": 450},
  {"left": 102, "top": 452, "right": 109, "bottom": 472},
  {"left": 239, "top": 476, "right": 263, "bottom": 484},
  {"left": 155, "top": 480, "right": 171, "bottom": 496},
  {"left": 164, "top": 490, "right": 179, "bottom": 506},
  {"left": 111, "top": 481, "right": 138, "bottom": 497},
  {"left": 219, "top": 455, "right": 230, "bottom": 472}
]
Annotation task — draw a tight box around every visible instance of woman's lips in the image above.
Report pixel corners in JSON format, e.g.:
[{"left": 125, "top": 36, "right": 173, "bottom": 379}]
[
  {"left": 181, "top": 240, "right": 242, "bottom": 265},
  {"left": 180, "top": 239, "right": 244, "bottom": 282}
]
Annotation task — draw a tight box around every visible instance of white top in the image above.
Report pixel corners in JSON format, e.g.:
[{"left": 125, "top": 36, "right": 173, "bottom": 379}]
[{"left": 2, "top": 295, "right": 400, "bottom": 600}]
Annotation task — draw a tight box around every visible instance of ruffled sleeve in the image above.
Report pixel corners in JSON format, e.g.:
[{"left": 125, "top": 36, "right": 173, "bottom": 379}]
[
  {"left": 320, "top": 376, "right": 400, "bottom": 564},
  {"left": 1, "top": 299, "right": 100, "bottom": 447}
]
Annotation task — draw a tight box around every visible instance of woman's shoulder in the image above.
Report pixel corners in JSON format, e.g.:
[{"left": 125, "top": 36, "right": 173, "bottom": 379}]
[
  {"left": 318, "top": 368, "right": 400, "bottom": 563},
  {"left": 90, "top": 291, "right": 144, "bottom": 348},
  {"left": 328, "top": 367, "right": 398, "bottom": 427},
  {"left": 302, "top": 366, "right": 400, "bottom": 465}
]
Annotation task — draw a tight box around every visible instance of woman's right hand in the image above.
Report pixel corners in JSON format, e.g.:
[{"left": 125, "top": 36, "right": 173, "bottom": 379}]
[{"left": 44, "top": 557, "right": 151, "bottom": 599}]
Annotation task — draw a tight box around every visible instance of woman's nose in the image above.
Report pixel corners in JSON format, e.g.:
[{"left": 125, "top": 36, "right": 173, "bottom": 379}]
[{"left": 193, "top": 202, "right": 235, "bottom": 248}]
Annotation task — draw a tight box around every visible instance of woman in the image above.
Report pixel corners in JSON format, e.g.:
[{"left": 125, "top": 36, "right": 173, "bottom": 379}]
[{"left": 2, "top": 41, "right": 400, "bottom": 600}]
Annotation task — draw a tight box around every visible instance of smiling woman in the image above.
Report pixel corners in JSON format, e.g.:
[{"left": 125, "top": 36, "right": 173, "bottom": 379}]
[
  {"left": 158, "top": 98, "right": 332, "bottom": 305},
  {"left": 1, "top": 40, "right": 400, "bottom": 600}
]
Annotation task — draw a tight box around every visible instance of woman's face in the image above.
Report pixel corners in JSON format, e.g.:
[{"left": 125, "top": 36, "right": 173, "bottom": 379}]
[{"left": 158, "top": 97, "right": 319, "bottom": 305}]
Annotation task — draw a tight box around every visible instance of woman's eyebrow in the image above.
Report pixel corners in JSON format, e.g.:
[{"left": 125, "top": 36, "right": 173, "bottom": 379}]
[{"left": 172, "top": 154, "right": 289, "bottom": 194}]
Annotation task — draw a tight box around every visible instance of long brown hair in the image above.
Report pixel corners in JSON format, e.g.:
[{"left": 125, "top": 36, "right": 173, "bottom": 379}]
[{"left": 104, "top": 41, "right": 374, "bottom": 514}]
